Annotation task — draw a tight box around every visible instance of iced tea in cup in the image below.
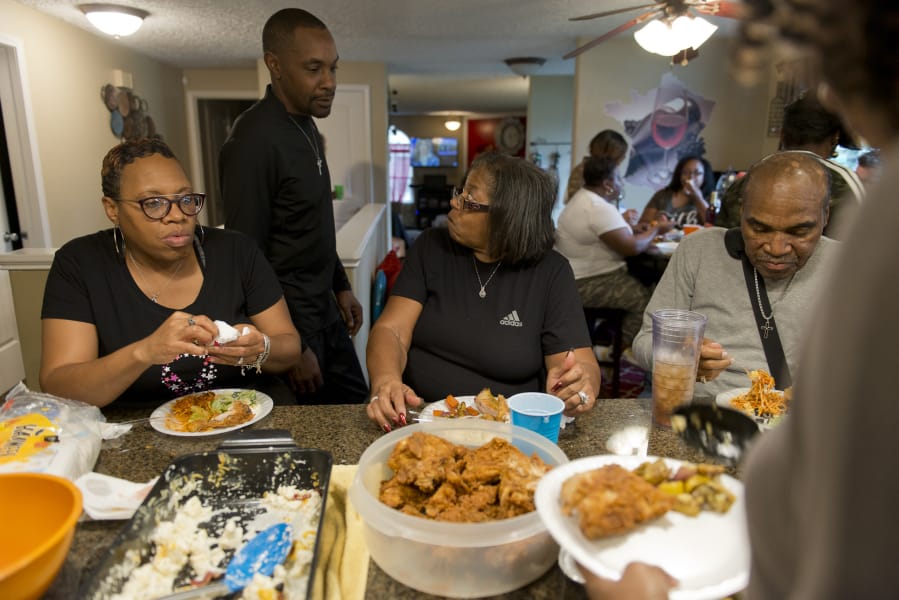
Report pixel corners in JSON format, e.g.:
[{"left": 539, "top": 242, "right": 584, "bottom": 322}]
[{"left": 651, "top": 309, "right": 708, "bottom": 427}]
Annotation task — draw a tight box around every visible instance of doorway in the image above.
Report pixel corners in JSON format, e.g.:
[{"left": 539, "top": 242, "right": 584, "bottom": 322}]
[{"left": 185, "top": 91, "right": 258, "bottom": 228}]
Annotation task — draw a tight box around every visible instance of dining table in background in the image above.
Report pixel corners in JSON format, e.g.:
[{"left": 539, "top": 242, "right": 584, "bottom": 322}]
[
  {"left": 44, "top": 398, "right": 721, "bottom": 600},
  {"left": 626, "top": 241, "right": 677, "bottom": 288}
]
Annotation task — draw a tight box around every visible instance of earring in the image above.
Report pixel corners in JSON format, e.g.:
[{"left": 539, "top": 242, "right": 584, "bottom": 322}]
[{"left": 113, "top": 224, "right": 123, "bottom": 258}]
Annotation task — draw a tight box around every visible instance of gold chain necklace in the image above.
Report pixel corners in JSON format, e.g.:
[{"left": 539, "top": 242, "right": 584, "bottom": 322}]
[
  {"left": 287, "top": 115, "right": 323, "bottom": 176},
  {"left": 129, "top": 251, "right": 185, "bottom": 303}
]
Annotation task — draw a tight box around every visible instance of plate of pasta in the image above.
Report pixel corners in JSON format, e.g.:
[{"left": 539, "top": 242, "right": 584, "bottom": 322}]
[
  {"left": 150, "top": 388, "right": 273, "bottom": 437},
  {"left": 715, "top": 370, "right": 790, "bottom": 429}
]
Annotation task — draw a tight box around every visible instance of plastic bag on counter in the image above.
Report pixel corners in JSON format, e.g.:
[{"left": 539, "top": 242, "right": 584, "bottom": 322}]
[{"left": 0, "top": 382, "right": 130, "bottom": 480}]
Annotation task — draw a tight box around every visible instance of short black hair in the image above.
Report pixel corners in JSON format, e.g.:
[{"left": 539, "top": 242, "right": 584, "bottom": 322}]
[
  {"left": 582, "top": 156, "right": 618, "bottom": 187},
  {"left": 782, "top": 92, "right": 857, "bottom": 149},
  {"left": 470, "top": 152, "right": 555, "bottom": 265},
  {"left": 101, "top": 138, "right": 175, "bottom": 199},
  {"left": 262, "top": 8, "right": 327, "bottom": 55},
  {"left": 588, "top": 129, "right": 628, "bottom": 164}
]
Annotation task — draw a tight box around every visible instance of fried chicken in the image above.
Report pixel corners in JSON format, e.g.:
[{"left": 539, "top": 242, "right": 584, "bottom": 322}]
[
  {"left": 560, "top": 464, "right": 675, "bottom": 539},
  {"left": 378, "top": 432, "right": 551, "bottom": 522}
]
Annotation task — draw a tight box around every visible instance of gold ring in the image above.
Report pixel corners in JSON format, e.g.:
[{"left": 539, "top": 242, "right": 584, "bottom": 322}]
[{"left": 699, "top": 375, "right": 708, "bottom": 384}]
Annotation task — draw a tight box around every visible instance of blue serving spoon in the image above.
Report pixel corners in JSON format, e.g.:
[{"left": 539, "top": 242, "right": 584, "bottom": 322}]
[{"left": 159, "top": 522, "right": 293, "bottom": 599}]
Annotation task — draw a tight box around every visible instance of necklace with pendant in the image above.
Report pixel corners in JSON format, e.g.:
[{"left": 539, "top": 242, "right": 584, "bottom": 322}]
[
  {"left": 752, "top": 268, "right": 793, "bottom": 339},
  {"left": 287, "top": 115, "right": 323, "bottom": 176},
  {"left": 129, "top": 251, "right": 185, "bottom": 303},
  {"left": 473, "top": 256, "right": 502, "bottom": 298}
]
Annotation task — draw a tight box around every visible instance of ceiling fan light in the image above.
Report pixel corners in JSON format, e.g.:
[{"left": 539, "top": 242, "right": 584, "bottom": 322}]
[
  {"left": 634, "top": 20, "right": 679, "bottom": 56},
  {"left": 633, "top": 15, "right": 718, "bottom": 57},
  {"left": 685, "top": 15, "right": 718, "bottom": 50},
  {"left": 79, "top": 4, "right": 148, "bottom": 37},
  {"left": 444, "top": 118, "right": 461, "bottom": 132}
]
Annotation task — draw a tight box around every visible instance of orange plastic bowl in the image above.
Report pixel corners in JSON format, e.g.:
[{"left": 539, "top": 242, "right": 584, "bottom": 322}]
[{"left": 0, "top": 473, "right": 82, "bottom": 600}]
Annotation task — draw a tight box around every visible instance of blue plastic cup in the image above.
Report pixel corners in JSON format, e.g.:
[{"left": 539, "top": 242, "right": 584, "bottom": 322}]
[{"left": 507, "top": 392, "right": 565, "bottom": 443}]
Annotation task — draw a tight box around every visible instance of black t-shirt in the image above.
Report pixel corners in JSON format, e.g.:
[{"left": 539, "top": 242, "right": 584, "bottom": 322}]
[
  {"left": 219, "top": 85, "right": 349, "bottom": 335},
  {"left": 41, "top": 228, "right": 284, "bottom": 404},
  {"left": 392, "top": 228, "right": 590, "bottom": 401}
]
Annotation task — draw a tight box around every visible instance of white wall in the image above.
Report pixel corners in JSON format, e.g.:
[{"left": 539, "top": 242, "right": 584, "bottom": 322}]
[
  {"left": 572, "top": 34, "right": 770, "bottom": 211},
  {"left": 527, "top": 75, "right": 575, "bottom": 214}
]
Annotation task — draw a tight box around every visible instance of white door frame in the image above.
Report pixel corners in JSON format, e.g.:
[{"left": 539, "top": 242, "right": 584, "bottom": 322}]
[
  {"left": 184, "top": 89, "right": 259, "bottom": 227},
  {"left": 0, "top": 35, "right": 51, "bottom": 248}
]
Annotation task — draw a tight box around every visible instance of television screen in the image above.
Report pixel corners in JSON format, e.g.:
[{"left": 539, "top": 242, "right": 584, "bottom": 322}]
[{"left": 410, "top": 137, "right": 458, "bottom": 168}]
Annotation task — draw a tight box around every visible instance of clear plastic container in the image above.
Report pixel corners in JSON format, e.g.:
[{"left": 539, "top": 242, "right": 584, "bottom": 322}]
[{"left": 349, "top": 420, "right": 569, "bottom": 598}]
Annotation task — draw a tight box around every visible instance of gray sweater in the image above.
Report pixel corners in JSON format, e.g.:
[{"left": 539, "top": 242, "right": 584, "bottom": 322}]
[{"left": 632, "top": 227, "right": 839, "bottom": 397}]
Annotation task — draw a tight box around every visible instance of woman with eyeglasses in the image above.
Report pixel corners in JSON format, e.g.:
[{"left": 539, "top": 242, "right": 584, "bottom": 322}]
[
  {"left": 366, "top": 152, "right": 600, "bottom": 432},
  {"left": 638, "top": 155, "right": 714, "bottom": 228},
  {"left": 39, "top": 138, "right": 300, "bottom": 408}
]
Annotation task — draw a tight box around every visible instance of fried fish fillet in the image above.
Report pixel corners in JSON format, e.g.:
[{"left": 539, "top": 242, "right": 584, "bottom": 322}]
[{"left": 560, "top": 464, "right": 675, "bottom": 539}]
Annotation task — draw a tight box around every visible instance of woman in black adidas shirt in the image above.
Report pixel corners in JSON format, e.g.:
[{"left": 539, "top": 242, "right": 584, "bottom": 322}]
[
  {"left": 366, "top": 152, "right": 600, "bottom": 432},
  {"left": 40, "top": 139, "right": 301, "bottom": 408}
]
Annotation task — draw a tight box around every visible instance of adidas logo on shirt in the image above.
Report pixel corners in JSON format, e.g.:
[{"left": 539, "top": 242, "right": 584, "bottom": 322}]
[{"left": 500, "top": 310, "right": 523, "bottom": 327}]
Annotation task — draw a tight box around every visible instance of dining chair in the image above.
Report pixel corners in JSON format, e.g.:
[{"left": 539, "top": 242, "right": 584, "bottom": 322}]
[{"left": 583, "top": 306, "right": 626, "bottom": 398}]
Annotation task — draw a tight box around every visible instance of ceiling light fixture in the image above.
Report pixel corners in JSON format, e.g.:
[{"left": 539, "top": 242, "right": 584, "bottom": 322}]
[
  {"left": 444, "top": 118, "right": 461, "bottom": 132},
  {"left": 633, "top": 15, "right": 717, "bottom": 57},
  {"left": 79, "top": 3, "right": 149, "bottom": 37},
  {"left": 504, "top": 57, "right": 546, "bottom": 78}
]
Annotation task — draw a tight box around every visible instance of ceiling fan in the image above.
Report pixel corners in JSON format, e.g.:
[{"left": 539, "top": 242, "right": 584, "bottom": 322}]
[{"left": 564, "top": 0, "right": 745, "bottom": 60}]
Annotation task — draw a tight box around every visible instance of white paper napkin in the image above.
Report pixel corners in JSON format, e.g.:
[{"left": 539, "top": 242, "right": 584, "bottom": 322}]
[
  {"left": 214, "top": 320, "right": 250, "bottom": 344},
  {"left": 75, "top": 472, "right": 158, "bottom": 520}
]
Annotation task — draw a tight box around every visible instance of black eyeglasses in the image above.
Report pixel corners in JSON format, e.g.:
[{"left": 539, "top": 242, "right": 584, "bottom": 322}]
[
  {"left": 451, "top": 187, "right": 490, "bottom": 213},
  {"left": 120, "top": 193, "right": 206, "bottom": 220}
]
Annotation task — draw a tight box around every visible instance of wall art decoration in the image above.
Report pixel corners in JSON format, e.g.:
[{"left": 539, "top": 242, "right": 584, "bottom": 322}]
[
  {"left": 605, "top": 72, "right": 714, "bottom": 189},
  {"left": 100, "top": 83, "right": 160, "bottom": 141}
]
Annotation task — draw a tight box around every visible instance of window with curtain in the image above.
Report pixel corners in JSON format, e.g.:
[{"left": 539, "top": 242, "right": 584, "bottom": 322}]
[{"left": 389, "top": 128, "right": 413, "bottom": 204}]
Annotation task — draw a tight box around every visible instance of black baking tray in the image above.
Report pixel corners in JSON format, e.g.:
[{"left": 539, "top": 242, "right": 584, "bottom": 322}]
[{"left": 80, "top": 429, "right": 332, "bottom": 599}]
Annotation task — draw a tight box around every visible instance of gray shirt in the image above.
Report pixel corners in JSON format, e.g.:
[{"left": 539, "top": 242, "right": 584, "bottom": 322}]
[{"left": 632, "top": 227, "right": 839, "bottom": 397}]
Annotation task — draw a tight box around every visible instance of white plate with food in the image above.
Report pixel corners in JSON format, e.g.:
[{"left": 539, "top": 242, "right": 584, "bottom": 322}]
[
  {"left": 653, "top": 241, "right": 679, "bottom": 256},
  {"left": 716, "top": 387, "right": 787, "bottom": 430},
  {"left": 418, "top": 389, "right": 511, "bottom": 423},
  {"left": 535, "top": 455, "right": 749, "bottom": 600},
  {"left": 150, "top": 388, "right": 273, "bottom": 437}
]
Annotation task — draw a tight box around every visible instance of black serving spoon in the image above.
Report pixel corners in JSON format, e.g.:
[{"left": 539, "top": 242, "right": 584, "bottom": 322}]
[{"left": 671, "top": 403, "right": 761, "bottom": 465}]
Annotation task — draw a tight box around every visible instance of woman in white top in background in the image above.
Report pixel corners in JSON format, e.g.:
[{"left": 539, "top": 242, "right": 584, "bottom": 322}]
[{"left": 555, "top": 156, "right": 669, "bottom": 346}]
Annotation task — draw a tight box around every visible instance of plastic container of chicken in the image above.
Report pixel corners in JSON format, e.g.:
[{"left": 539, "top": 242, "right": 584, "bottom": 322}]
[{"left": 349, "top": 419, "right": 568, "bottom": 598}]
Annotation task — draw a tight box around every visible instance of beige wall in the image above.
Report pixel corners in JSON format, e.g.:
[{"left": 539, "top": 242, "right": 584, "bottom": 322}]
[
  {"left": 0, "top": 0, "right": 188, "bottom": 248},
  {"left": 572, "top": 34, "right": 770, "bottom": 208},
  {"left": 184, "top": 68, "right": 258, "bottom": 95}
]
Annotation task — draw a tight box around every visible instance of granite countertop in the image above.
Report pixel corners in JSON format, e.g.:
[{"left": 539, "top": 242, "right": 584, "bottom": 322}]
[{"left": 46, "top": 398, "right": 720, "bottom": 600}]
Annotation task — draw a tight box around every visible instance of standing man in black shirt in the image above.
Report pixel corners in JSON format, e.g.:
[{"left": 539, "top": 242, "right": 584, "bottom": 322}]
[{"left": 219, "top": 8, "right": 368, "bottom": 404}]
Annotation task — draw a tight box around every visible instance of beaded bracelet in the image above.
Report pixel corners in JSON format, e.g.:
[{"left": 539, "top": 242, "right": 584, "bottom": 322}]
[{"left": 242, "top": 333, "right": 271, "bottom": 376}]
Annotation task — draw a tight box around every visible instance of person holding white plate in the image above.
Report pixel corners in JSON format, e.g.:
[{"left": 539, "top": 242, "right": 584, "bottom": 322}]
[{"left": 40, "top": 138, "right": 301, "bottom": 408}]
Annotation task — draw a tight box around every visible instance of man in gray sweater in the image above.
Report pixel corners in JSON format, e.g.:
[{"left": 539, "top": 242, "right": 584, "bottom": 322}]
[{"left": 632, "top": 151, "right": 839, "bottom": 397}]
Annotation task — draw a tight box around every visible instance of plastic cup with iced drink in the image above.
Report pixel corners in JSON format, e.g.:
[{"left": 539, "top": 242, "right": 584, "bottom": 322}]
[{"left": 651, "top": 309, "right": 707, "bottom": 427}]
